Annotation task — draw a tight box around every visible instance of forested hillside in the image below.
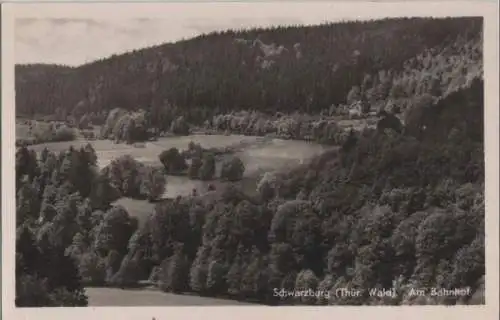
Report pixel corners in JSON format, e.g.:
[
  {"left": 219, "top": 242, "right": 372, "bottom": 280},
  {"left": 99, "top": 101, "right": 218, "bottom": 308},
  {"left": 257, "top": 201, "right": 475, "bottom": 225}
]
[
  {"left": 15, "top": 78, "right": 485, "bottom": 306},
  {"left": 16, "top": 17, "right": 482, "bottom": 127},
  {"left": 15, "top": 16, "right": 485, "bottom": 307}
]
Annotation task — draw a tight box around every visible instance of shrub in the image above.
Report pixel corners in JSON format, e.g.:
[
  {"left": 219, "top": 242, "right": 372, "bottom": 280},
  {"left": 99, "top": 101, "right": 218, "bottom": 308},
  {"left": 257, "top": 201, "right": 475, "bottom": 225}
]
[
  {"left": 140, "top": 166, "right": 167, "bottom": 201},
  {"left": 220, "top": 156, "right": 245, "bottom": 182},
  {"left": 159, "top": 148, "right": 187, "bottom": 174}
]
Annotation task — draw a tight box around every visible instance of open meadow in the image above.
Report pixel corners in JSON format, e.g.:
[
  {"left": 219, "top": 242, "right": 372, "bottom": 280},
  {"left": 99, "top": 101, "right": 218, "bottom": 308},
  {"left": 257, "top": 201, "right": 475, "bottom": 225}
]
[
  {"left": 29, "top": 133, "right": 331, "bottom": 227},
  {"left": 15, "top": 120, "right": 53, "bottom": 139},
  {"left": 84, "top": 287, "right": 254, "bottom": 306},
  {"left": 28, "top": 133, "right": 329, "bottom": 182},
  {"left": 27, "top": 134, "right": 263, "bottom": 167}
]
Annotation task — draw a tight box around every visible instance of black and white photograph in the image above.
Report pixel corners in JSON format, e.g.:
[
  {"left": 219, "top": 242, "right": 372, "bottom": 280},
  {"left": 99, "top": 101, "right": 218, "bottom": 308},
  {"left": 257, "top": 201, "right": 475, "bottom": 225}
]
[{"left": 2, "top": 1, "right": 499, "bottom": 319}]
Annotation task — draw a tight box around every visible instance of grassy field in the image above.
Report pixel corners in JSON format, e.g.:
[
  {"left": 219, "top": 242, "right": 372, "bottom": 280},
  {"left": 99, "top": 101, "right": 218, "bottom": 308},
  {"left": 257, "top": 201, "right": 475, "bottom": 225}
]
[
  {"left": 16, "top": 123, "right": 31, "bottom": 139},
  {"left": 27, "top": 134, "right": 263, "bottom": 167},
  {"left": 113, "top": 175, "right": 261, "bottom": 227},
  {"left": 28, "top": 134, "right": 329, "bottom": 177},
  {"left": 16, "top": 120, "right": 54, "bottom": 139},
  {"left": 85, "top": 287, "right": 254, "bottom": 306},
  {"left": 29, "top": 134, "right": 330, "bottom": 223}
]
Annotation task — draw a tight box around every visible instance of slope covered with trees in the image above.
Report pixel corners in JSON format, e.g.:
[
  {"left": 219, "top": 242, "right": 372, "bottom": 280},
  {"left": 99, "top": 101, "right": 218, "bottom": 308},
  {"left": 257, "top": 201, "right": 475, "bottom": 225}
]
[
  {"left": 16, "top": 17, "right": 482, "bottom": 132},
  {"left": 15, "top": 17, "right": 484, "bottom": 306},
  {"left": 16, "top": 78, "right": 485, "bottom": 306}
]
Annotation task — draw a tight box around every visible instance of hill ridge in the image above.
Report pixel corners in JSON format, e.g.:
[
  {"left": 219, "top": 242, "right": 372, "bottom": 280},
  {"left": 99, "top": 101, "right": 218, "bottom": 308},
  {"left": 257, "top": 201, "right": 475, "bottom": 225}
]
[{"left": 16, "top": 17, "right": 482, "bottom": 131}]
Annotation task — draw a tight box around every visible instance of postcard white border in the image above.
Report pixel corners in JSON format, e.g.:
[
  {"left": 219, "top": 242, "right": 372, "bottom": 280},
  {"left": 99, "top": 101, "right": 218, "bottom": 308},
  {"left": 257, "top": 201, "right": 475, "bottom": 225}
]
[{"left": 2, "top": 1, "right": 499, "bottom": 320}]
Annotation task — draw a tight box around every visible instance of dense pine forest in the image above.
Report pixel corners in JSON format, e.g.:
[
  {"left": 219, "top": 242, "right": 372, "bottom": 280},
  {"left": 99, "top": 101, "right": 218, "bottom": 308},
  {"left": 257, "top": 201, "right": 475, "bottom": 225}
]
[
  {"left": 16, "top": 17, "right": 482, "bottom": 129},
  {"left": 15, "top": 16, "right": 485, "bottom": 306}
]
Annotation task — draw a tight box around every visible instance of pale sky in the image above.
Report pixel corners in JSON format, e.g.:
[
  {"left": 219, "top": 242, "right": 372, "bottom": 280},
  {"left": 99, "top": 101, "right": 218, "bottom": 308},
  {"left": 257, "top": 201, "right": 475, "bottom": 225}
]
[
  {"left": 11, "top": 1, "right": 472, "bottom": 67},
  {"left": 13, "top": 2, "right": 398, "bottom": 66},
  {"left": 14, "top": 17, "right": 307, "bottom": 66}
]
